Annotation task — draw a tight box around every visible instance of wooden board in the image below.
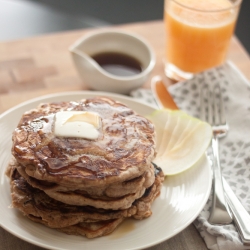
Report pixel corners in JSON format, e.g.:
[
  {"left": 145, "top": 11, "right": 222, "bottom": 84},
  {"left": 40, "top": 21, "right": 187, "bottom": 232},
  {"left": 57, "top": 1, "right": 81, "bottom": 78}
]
[{"left": 0, "top": 21, "right": 249, "bottom": 113}]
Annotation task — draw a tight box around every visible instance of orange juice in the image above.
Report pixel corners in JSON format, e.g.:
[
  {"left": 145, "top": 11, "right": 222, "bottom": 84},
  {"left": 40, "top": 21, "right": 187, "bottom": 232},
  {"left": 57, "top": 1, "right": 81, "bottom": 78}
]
[{"left": 164, "top": 0, "right": 241, "bottom": 77}]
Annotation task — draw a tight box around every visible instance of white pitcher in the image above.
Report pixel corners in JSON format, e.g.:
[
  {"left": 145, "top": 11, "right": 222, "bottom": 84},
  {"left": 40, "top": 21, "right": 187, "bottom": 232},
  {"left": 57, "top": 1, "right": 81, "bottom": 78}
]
[{"left": 69, "top": 30, "right": 155, "bottom": 94}]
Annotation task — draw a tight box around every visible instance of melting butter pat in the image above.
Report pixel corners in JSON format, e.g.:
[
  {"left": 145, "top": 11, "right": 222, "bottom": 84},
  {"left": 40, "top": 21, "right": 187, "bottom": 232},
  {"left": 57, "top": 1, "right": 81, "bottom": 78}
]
[{"left": 54, "top": 111, "right": 100, "bottom": 139}]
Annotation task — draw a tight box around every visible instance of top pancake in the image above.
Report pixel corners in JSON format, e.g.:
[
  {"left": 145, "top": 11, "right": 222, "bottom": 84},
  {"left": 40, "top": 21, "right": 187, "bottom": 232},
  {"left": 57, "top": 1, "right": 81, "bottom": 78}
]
[{"left": 12, "top": 97, "right": 156, "bottom": 188}]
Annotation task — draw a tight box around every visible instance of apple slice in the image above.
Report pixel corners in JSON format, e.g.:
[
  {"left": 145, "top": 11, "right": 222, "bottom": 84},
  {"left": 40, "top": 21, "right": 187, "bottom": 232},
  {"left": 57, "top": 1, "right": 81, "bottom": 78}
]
[
  {"left": 147, "top": 109, "right": 212, "bottom": 175},
  {"left": 148, "top": 109, "right": 184, "bottom": 152}
]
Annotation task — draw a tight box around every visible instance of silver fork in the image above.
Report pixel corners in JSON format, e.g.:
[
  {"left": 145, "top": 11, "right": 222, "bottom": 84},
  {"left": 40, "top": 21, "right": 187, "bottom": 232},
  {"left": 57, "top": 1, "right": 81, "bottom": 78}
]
[{"left": 200, "top": 82, "right": 232, "bottom": 225}]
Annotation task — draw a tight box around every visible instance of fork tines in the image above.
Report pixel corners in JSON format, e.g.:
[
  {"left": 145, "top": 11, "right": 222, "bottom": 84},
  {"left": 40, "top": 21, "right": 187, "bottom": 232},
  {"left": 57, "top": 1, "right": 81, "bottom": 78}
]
[{"left": 200, "top": 82, "right": 228, "bottom": 133}]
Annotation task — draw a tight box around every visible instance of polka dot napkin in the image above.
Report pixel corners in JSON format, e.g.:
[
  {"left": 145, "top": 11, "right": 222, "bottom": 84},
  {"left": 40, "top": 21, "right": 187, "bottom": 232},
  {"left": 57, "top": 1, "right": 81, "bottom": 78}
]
[{"left": 131, "top": 61, "right": 250, "bottom": 250}]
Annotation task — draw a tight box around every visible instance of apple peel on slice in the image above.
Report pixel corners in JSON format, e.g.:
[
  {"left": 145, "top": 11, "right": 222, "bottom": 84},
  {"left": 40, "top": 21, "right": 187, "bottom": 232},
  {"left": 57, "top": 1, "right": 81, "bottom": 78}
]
[{"left": 147, "top": 109, "right": 212, "bottom": 175}]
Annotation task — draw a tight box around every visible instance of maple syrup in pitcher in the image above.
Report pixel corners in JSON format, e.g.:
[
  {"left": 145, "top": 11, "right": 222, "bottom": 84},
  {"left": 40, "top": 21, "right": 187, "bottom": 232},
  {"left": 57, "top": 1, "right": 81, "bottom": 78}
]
[{"left": 91, "top": 52, "right": 142, "bottom": 77}]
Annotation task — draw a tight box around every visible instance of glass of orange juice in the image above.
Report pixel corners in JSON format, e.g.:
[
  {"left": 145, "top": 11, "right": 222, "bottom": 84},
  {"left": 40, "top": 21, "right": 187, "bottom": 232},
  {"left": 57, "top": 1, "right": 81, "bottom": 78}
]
[{"left": 164, "top": 0, "right": 242, "bottom": 81}]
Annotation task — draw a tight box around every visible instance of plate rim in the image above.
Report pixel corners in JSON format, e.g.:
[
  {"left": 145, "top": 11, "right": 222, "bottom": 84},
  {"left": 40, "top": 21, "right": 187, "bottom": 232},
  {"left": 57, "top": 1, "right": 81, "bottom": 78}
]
[{"left": 0, "top": 90, "right": 154, "bottom": 119}]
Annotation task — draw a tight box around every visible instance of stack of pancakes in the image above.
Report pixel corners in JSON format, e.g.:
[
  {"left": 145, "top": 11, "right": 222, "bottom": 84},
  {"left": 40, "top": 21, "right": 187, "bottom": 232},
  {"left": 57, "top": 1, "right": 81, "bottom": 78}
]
[{"left": 7, "top": 97, "right": 164, "bottom": 238}]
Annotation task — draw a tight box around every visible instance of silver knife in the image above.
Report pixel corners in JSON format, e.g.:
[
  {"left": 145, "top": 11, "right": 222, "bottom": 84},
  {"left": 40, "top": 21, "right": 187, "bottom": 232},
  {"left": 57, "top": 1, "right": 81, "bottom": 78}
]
[{"left": 223, "top": 177, "right": 250, "bottom": 244}]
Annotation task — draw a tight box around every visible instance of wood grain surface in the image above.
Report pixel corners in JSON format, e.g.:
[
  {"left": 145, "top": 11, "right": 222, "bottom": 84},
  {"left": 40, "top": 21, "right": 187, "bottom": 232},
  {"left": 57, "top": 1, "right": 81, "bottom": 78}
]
[
  {"left": 0, "top": 21, "right": 249, "bottom": 114},
  {"left": 0, "top": 20, "right": 250, "bottom": 250}
]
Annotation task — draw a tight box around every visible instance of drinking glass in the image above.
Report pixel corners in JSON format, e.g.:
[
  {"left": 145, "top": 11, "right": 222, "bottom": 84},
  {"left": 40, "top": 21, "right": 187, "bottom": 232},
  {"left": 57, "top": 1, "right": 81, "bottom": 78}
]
[{"left": 164, "top": 0, "right": 242, "bottom": 81}]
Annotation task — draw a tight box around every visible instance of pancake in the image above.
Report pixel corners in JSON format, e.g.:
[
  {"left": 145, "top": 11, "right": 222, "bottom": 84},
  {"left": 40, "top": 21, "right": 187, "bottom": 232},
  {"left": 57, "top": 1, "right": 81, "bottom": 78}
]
[
  {"left": 9, "top": 166, "right": 132, "bottom": 227},
  {"left": 29, "top": 214, "right": 124, "bottom": 239},
  {"left": 12, "top": 97, "right": 156, "bottom": 188},
  {"left": 58, "top": 219, "right": 124, "bottom": 238},
  {"left": 8, "top": 164, "right": 164, "bottom": 238},
  {"left": 15, "top": 160, "right": 154, "bottom": 197},
  {"left": 12, "top": 159, "right": 155, "bottom": 209},
  {"left": 7, "top": 96, "right": 164, "bottom": 238}
]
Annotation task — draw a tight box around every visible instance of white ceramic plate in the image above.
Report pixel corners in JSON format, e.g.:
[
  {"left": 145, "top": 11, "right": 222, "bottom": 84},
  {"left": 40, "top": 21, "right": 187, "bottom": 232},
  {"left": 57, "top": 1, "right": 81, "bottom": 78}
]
[{"left": 0, "top": 91, "right": 212, "bottom": 250}]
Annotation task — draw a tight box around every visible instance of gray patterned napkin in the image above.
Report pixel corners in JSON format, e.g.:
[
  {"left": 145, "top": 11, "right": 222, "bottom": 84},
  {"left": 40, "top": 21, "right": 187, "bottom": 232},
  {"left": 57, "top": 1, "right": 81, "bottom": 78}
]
[{"left": 131, "top": 61, "right": 250, "bottom": 250}]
